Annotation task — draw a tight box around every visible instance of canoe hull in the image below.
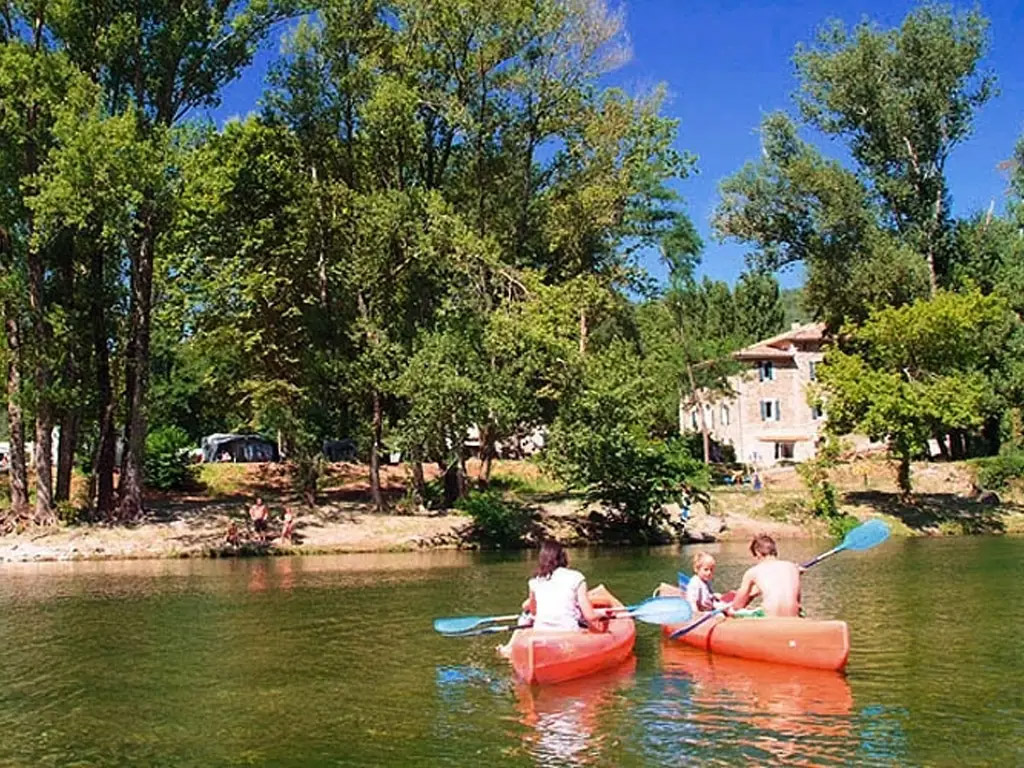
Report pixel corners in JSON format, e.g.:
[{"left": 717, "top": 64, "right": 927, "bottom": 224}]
[
  {"left": 507, "top": 584, "right": 636, "bottom": 685},
  {"left": 656, "top": 583, "right": 849, "bottom": 671}
]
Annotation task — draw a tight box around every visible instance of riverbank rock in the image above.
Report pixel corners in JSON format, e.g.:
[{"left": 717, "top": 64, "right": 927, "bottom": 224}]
[{"left": 684, "top": 513, "right": 726, "bottom": 543}]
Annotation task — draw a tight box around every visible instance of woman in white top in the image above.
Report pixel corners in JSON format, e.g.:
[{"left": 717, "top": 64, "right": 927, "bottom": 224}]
[{"left": 521, "top": 539, "right": 609, "bottom": 632}]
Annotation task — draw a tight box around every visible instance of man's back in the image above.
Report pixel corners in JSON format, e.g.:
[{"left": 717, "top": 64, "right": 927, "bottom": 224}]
[{"left": 749, "top": 559, "right": 802, "bottom": 617}]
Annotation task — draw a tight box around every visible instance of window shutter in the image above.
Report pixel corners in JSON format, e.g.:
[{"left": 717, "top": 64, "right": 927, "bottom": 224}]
[
  {"left": 775, "top": 399, "right": 781, "bottom": 421},
  {"left": 760, "top": 401, "right": 766, "bottom": 420}
]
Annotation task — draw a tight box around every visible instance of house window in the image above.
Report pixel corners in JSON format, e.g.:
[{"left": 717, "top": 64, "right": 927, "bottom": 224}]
[
  {"left": 809, "top": 361, "right": 818, "bottom": 381},
  {"left": 774, "top": 441, "right": 795, "bottom": 460},
  {"left": 721, "top": 405, "right": 730, "bottom": 426},
  {"left": 705, "top": 404, "right": 714, "bottom": 428},
  {"left": 759, "top": 361, "right": 775, "bottom": 381},
  {"left": 812, "top": 404, "right": 824, "bottom": 420},
  {"left": 691, "top": 410, "right": 698, "bottom": 429},
  {"left": 760, "top": 400, "right": 781, "bottom": 422}
]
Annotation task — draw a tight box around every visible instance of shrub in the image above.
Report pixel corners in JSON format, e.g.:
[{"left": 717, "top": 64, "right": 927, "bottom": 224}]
[
  {"left": 456, "top": 490, "right": 534, "bottom": 547},
  {"left": 544, "top": 425, "right": 710, "bottom": 537},
  {"left": 144, "top": 426, "right": 194, "bottom": 491},
  {"left": 972, "top": 451, "right": 1024, "bottom": 490}
]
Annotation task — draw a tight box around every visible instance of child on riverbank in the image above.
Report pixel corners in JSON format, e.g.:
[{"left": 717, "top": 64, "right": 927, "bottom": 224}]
[
  {"left": 498, "top": 539, "right": 608, "bottom": 657},
  {"left": 686, "top": 552, "right": 727, "bottom": 612}
]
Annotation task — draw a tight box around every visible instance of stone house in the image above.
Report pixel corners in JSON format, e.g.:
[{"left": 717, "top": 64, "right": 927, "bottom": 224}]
[{"left": 688, "top": 322, "right": 828, "bottom": 467}]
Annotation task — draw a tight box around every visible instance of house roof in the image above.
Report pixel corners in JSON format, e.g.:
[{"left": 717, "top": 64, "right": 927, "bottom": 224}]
[{"left": 732, "top": 322, "right": 826, "bottom": 361}]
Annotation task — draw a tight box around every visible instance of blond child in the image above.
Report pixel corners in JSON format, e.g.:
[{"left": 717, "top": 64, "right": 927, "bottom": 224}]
[{"left": 685, "top": 552, "right": 727, "bottom": 612}]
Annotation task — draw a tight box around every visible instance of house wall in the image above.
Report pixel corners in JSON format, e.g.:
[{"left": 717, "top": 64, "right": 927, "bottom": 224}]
[{"left": 691, "top": 341, "right": 825, "bottom": 467}]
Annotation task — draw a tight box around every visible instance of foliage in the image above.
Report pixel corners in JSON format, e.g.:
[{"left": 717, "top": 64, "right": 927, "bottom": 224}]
[
  {"left": 796, "top": 438, "right": 843, "bottom": 519},
  {"left": 455, "top": 489, "right": 535, "bottom": 548},
  {"left": 816, "top": 290, "right": 1016, "bottom": 496},
  {"left": 144, "top": 426, "right": 194, "bottom": 491},
  {"left": 971, "top": 451, "right": 1024, "bottom": 491},
  {"left": 543, "top": 346, "right": 709, "bottom": 535}
]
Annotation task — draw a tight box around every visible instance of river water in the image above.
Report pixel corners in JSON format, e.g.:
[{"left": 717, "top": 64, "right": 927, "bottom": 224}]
[{"left": 0, "top": 536, "right": 1019, "bottom": 766}]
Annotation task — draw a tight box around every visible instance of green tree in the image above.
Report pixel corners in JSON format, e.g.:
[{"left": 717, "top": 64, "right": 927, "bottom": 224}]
[
  {"left": 816, "top": 290, "right": 1015, "bottom": 497},
  {"left": 734, "top": 269, "right": 785, "bottom": 343},
  {"left": 794, "top": 5, "right": 994, "bottom": 293}
]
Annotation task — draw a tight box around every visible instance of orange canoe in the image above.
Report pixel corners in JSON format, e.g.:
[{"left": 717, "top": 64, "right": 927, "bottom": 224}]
[
  {"left": 655, "top": 583, "right": 849, "bottom": 671},
  {"left": 505, "top": 584, "right": 636, "bottom": 685}
]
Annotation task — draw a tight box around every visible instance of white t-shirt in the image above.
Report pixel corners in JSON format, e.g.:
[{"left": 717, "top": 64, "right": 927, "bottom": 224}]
[
  {"left": 686, "top": 576, "right": 715, "bottom": 612},
  {"left": 529, "top": 566, "right": 586, "bottom": 631}
]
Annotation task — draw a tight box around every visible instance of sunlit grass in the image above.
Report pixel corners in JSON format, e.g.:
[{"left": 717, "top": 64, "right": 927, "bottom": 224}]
[{"left": 197, "top": 463, "right": 252, "bottom": 498}]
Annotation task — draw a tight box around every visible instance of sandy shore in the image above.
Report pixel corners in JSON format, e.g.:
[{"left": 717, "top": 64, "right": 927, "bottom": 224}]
[{"left": 0, "top": 458, "right": 1019, "bottom": 563}]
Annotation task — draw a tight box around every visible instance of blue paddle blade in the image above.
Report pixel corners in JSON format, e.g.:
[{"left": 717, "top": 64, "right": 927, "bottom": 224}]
[
  {"left": 628, "top": 596, "right": 693, "bottom": 625},
  {"left": 677, "top": 572, "right": 690, "bottom": 589},
  {"left": 842, "top": 519, "right": 890, "bottom": 551},
  {"left": 433, "top": 614, "right": 517, "bottom": 634}
]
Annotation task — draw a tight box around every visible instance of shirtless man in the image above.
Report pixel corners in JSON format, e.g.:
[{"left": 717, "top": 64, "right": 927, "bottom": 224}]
[
  {"left": 724, "top": 533, "right": 802, "bottom": 617},
  {"left": 248, "top": 497, "right": 270, "bottom": 543}
]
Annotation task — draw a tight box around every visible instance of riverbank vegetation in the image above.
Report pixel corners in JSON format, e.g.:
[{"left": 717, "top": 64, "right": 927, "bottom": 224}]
[{"left": 2, "top": 3, "right": 1024, "bottom": 546}]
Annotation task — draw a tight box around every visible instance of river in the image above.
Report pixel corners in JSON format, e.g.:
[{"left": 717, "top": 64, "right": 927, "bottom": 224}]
[{"left": 0, "top": 536, "right": 1019, "bottom": 766}]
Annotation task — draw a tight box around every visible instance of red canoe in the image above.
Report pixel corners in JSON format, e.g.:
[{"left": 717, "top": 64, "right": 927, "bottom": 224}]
[
  {"left": 655, "top": 583, "right": 850, "bottom": 671},
  {"left": 505, "top": 584, "right": 636, "bottom": 685}
]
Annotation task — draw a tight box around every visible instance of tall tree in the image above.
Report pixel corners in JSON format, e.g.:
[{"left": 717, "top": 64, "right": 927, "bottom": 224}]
[
  {"left": 793, "top": 4, "right": 995, "bottom": 294},
  {"left": 47, "top": 0, "right": 298, "bottom": 519}
]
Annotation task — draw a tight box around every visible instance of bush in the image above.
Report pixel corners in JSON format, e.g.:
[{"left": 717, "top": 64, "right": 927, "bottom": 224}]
[
  {"left": 456, "top": 490, "right": 534, "bottom": 547},
  {"left": 827, "top": 513, "right": 861, "bottom": 539},
  {"left": 144, "top": 426, "right": 195, "bottom": 491},
  {"left": 972, "top": 450, "right": 1024, "bottom": 490},
  {"left": 545, "top": 425, "right": 710, "bottom": 537}
]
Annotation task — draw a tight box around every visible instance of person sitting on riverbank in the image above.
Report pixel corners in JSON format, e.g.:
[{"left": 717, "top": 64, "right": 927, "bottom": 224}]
[
  {"left": 278, "top": 506, "right": 297, "bottom": 546},
  {"left": 224, "top": 521, "right": 241, "bottom": 547},
  {"left": 498, "top": 539, "right": 608, "bottom": 657},
  {"left": 248, "top": 497, "right": 270, "bottom": 543},
  {"left": 724, "top": 533, "right": 802, "bottom": 618},
  {"left": 686, "top": 552, "right": 728, "bottom": 612}
]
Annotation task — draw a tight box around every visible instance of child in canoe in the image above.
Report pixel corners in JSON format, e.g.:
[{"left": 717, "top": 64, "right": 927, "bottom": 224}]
[
  {"left": 685, "top": 552, "right": 729, "bottom": 613},
  {"left": 499, "top": 539, "right": 608, "bottom": 656},
  {"left": 724, "top": 533, "right": 803, "bottom": 618}
]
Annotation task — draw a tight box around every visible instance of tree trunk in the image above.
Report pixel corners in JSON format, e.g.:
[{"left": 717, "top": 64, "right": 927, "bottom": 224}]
[
  {"left": 579, "top": 306, "right": 587, "bottom": 356},
  {"left": 678, "top": 386, "right": 686, "bottom": 437},
  {"left": 479, "top": 423, "right": 496, "bottom": 485},
  {"left": 27, "top": 263, "right": 55, "bottom": 525},
  {"left": 982, "top": 415, "right": 1001, "bottom": 457},
  {"left": 55, "top": 413, "right": 78, "bottom": 503},
  {"left": 440, "top": 460, "right": 460, "bottom": 509},
  {"left": 411, "top": 459, "right": 426, "bottom": 507},
  {"left": 686, "top": 364, "right": 711, "bottom": 464},
  {"left": 369, "top": 389, "right": 384, "bottom": 513},
  {"left": 4, "top": 311, "right": 29, "bottom": 514},
  {"left": 91, "top": 246, "right": 116, "bottom": 518},
  {"left": 118, "top": 210, "right": 156, "bottom": 520},
  {"left": 949, "top": 429, "right": 965, "bottom": 461}
]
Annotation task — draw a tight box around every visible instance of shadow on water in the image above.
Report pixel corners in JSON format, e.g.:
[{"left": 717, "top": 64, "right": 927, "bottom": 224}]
[{"left": 844, "top": 490, "right": 1012, "bottom": 534}]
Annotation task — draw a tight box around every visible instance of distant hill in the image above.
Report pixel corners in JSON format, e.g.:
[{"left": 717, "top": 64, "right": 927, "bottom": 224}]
[{"left": 781, "top": 287, "right": 812, "bottom": 326}]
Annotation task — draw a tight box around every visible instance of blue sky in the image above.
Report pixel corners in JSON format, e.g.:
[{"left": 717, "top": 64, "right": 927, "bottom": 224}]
[{"left": 207, "top": 1, "right": 1024, "bottom": 290}]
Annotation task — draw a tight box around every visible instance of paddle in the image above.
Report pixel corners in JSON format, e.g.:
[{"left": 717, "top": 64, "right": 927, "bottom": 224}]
[
  {"left": 434, "top": 613, "right": 521, "bottom": 635},
  {"left": 668, "top": 518, "right": 890, "bottom": 641},
  {"left": 437, "top": 595, "right": 694, "bottom": 637}
]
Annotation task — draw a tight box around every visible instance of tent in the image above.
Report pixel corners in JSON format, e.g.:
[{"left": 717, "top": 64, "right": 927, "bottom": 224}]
[{"left": 200, "top": 433, "right": 278, "bottom": 463}]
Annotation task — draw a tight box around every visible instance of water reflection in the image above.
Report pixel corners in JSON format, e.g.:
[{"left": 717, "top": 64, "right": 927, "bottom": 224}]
[
  {"left": 514, "top": 657, "right": 636, "bottom": 767},
  {"left": 655, "top": 643, "right": 854, "bottom": 766}
]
